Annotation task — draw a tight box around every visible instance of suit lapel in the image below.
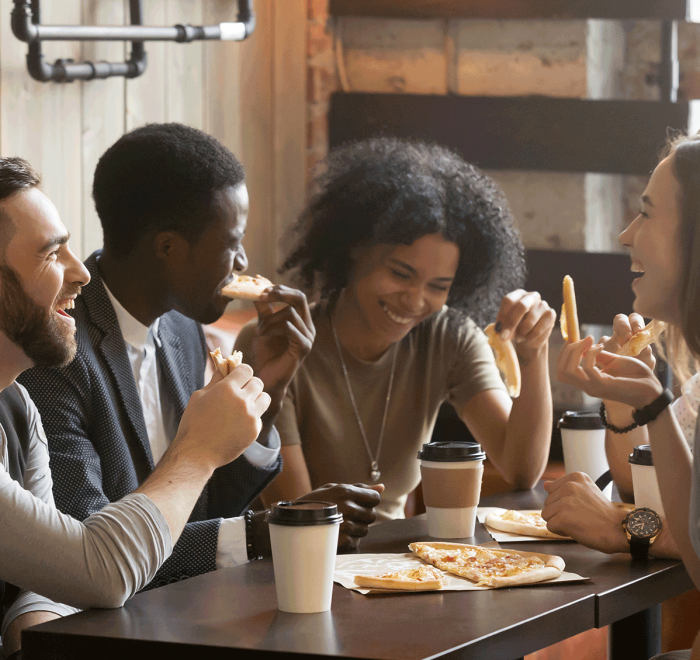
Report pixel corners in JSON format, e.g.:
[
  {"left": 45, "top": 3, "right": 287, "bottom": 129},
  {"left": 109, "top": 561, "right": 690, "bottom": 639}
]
[
  {"left": 82, "top": 252, "right": 155, "bottom": 471},
  {"left": 155, "top": 317, "right": 189, "bottom": 423}
]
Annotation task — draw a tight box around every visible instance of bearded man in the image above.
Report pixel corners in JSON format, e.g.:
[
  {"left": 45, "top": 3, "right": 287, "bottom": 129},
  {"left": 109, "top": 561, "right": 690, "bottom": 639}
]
[{"left": 0, "top": 157, "right": 270, "bottom": 660}]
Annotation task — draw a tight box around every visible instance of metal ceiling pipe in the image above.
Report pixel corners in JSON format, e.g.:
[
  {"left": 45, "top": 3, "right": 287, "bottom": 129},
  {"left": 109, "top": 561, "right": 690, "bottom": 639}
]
[{"left": 11, "top": 0, "right": 255, "bottom": 82}]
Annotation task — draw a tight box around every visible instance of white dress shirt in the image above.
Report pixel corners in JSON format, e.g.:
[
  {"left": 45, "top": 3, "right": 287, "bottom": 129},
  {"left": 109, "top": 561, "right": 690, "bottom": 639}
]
[{"left": 102, "top": 283, "right": 279, "bottom": 568}]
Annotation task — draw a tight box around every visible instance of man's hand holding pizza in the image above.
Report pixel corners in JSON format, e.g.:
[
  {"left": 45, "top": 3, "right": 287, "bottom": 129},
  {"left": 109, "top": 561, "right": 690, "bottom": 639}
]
[{"left": 248, "top": 285, "right": 315, "bottom": 422}]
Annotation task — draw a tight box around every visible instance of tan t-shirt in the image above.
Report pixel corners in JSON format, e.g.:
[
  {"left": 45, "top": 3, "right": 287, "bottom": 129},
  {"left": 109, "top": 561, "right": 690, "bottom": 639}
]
[{"left": 236, "top": 306, "right": 506, "bottom": 520}]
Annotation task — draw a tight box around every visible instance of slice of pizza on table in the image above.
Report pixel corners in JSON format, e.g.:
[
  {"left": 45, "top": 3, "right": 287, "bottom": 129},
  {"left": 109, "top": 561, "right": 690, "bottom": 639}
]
[
  {"left": 354, "top": 565, "right": 444, "bottom": 591},
  {"left": 409, "top": 541, "right": 565, "bottom": 588},
  {"left": 484, "top": 509, "right": 571, "bottom": 540}
]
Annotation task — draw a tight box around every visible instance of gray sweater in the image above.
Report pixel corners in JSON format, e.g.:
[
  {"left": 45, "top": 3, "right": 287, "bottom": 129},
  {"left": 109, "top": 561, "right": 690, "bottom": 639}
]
[{"left": 0, "top": 383, "right": 172, "bottom": 638}]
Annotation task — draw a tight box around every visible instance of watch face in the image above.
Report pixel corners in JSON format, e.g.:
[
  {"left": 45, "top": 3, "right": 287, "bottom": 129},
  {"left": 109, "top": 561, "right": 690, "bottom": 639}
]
[{"left": 626, "top": 508, "right": 662, "bottom": 539}]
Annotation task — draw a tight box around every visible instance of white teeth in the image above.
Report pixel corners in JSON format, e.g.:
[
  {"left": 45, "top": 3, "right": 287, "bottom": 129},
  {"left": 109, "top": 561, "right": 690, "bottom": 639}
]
[{"left": 381, "top": 303, "right": 412, "bottom": 325}]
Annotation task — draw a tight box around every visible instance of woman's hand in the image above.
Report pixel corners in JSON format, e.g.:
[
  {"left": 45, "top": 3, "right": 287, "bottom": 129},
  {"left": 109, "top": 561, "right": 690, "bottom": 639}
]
[
  {"left": 495, "top": 290, "right": 556, "bottom": 362},
  {"left": 599, "top": 313, "right": 656, "bottom": 370},
  {"left": 557, "top": 336, "right": 663, "bottom": 410}
]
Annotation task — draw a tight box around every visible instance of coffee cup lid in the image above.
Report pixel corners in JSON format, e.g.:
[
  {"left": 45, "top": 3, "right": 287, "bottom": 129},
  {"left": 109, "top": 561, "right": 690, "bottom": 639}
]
[
  {"left": 265, "top": 500, "right": 343, "bottom": 526},
  {"left": 417, "top": 441, "right": 486, "bottom": 462},
  {"left": 558, "top": 410, "right": 604, "bottom": 430},
  {"left": 629, "top": 444, "right": 654, "bottom": 466}
]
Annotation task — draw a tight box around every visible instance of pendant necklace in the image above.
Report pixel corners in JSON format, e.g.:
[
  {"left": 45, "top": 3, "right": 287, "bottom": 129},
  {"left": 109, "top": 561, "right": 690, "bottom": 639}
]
[{"left": 330, "top": 316, "right": 397, "bottom": 483}]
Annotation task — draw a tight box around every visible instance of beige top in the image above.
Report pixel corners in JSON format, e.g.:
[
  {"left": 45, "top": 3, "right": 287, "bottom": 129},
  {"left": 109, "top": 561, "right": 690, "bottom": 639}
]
[{"left": 237, "top": 306, "right": 505, "bottom": 520}]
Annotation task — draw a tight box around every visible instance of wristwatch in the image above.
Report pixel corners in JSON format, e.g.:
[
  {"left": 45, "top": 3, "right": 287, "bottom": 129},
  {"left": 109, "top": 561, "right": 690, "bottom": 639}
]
[{"left": 622, "top": 507, "right": 663, "bottom": 560}]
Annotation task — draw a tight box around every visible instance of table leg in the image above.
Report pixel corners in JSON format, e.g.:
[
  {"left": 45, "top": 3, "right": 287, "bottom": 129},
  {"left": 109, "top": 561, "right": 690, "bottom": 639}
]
[{"left": 608, "top": 605, "right": 661, "bottom": 660}]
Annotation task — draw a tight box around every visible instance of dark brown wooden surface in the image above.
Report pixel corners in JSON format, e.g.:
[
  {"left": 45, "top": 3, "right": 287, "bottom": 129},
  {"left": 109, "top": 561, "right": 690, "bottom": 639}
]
[
  {"left": 329, "top": 93, "right": 696, "bottom": 175},
  {"left": 22, "top": 487, "right": 692, "bottom": 660},
  {"left": 329, "top": 0, "right": 690, "bottom": 20}
]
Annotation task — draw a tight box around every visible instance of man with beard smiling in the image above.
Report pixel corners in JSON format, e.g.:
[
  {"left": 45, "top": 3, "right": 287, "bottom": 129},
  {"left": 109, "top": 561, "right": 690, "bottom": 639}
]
[
  {"left": 19, "top": 124, "right": 382, "bottom": 595},
  {"left": 0, "top": 156, "right": 270, "bottom": 659}
]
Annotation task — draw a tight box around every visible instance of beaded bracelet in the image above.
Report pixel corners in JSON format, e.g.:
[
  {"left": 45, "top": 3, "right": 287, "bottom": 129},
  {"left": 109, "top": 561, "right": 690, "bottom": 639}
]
[
  {"left": 244, "top": 509, "right": 262, "bottom": 561},
  {"left": 599, "top": 401, "right": 638, "bottom": 434}
]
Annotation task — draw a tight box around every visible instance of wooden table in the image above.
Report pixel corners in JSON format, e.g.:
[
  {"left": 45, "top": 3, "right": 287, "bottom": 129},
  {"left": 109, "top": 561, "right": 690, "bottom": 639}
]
[{"left": 22, "top": 487, "right": 693, "bottom": 660}]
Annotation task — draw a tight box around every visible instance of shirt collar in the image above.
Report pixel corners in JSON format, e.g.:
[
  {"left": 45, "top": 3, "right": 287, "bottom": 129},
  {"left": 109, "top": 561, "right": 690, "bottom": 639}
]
[{"left": 102, "top": 280, "right": 162, "bottom": 350}]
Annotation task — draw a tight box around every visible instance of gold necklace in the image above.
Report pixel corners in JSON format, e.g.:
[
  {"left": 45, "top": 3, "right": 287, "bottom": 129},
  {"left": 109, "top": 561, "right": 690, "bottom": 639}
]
[{"left": 330, "top": 316, "right": 397, "bottom": 483}]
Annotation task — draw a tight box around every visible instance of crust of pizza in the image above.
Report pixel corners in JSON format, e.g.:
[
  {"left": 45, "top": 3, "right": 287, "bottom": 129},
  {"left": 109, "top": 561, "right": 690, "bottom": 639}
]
[
  {"left": 484, "top": 323, "right": 521, "bottom": 398},
  {"left": 354, "top": 565, "right": 444, "bottom": 591},
  {"left": 617, "top": 320, "right": 665, "bottom": 357},
  {"left": 221, "top": 274, "right": 273, "bottom": 301},
  {"left": 209, "top": 347, "right": 243, "bottom": 377},
  {"left": 561, "top": 275, "right": 580, "bottom": 343},
  {"left": 484, "top": 510, "right": 571, "bottom": 540},
  {"left": 409, "top": 541, "right": 565, "bottom": 588}
]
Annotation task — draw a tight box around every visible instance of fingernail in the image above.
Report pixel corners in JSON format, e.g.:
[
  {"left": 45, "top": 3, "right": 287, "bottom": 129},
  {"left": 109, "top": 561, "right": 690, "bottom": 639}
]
[{"left": 495, "top": 321, "right": 502, "bottom": 333}]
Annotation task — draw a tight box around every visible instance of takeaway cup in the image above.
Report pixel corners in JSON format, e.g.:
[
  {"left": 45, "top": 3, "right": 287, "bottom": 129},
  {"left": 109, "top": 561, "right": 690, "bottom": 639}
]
[
  {"left": 558, "top": 411, "right": 611, "bottom": 496},
  {"left": 266, "top": 501, "right": 343, "bottom": 613},
  {"left": 418, "top": 441, "right": 486, "bottom": 538},
  {"left": 629, "top": 445, "right": 665, "bottom": 517}
]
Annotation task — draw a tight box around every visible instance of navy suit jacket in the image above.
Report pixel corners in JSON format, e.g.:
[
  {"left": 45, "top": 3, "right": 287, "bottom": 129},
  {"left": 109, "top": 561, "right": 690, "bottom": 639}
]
[{"left": 19, "top": 251, "right": 281, "bottom": 589}]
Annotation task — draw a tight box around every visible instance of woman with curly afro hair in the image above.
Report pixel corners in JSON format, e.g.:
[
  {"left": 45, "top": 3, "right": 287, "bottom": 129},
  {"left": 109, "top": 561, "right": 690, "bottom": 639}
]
[{"left": 236, "top": 138, "right": 556, "bottom": 520}]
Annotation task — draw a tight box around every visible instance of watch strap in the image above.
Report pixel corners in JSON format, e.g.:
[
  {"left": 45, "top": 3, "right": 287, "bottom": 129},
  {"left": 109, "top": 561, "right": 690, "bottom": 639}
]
[
  {"left": 632, "top": 389, "right": 674, "bottom": 427},
  {"left": 628, "top": 535, "right": 651, "bottom": 560}
]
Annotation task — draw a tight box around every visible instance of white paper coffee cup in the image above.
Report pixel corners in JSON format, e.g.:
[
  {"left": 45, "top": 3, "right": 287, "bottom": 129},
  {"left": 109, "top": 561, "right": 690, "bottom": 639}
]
[
  {"left": 418, "top": 442, "right": 485, "bottom": 538},
  {"left": 559, "top": 411, "right": 611, "bottom": 497},
  {"left": 266, "top": 501, "right": 342, "bottom": 613},
  {"left": 629, "top": 445, "right": 665, "bottom": 517}
]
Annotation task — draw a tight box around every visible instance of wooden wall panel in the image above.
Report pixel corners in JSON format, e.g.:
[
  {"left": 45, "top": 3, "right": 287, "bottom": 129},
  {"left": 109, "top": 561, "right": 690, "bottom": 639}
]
[
  {"left": 272, "top": 1, "right": 307, "bottom": 273},
  {"left": 166, "top": 0, "right": 204, "bottom": 126},
  {"left": 125, "top": 0, "right": 166, "bottom": 129},
  {"left": 0, "top": 0, "right": 84, "bottom": 252},
  {"left": 80, "top": 0, "right": 126, "bottom": 258},
  {"left": 0, "top": 0, "right": 306, "bottom": 274},
  {"left": 203, "top": 1, "right": 243, "bottom": 155},
  {"left": 237, "top": 0, "right": 274, "bottom": 278}
]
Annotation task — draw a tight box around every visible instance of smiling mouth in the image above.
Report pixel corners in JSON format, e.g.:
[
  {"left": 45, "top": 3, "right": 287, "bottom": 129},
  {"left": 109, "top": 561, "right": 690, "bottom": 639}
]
[
  {"left": 55, "top": 299, "right": 75, "bottom": 317},
  {"left": 380, "top": 301, "right": 414, "bottom": 325}
]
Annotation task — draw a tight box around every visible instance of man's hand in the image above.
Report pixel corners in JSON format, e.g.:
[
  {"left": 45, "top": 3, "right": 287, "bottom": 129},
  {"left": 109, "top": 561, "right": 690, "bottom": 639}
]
[
  {"left": 297, "top": 483, "right": 384, "bottom": 552},
  {"left": 249, "top": 286, "right": 315, "bottom": 418},
  {"left": 542, "top": 472, "right": 629, "bottom": 554},
  {"left": 3, "top": 611, "right": 61, "bottom": 657},
  {"left": 174, "top": 363, "right": 271, "bottom": 471}
]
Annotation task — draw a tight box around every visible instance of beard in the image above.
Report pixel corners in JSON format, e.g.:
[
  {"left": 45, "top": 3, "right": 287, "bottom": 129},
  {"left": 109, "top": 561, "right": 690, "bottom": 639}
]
[{"left": 0, "top": 264, "right": 78, "bottom": 367}]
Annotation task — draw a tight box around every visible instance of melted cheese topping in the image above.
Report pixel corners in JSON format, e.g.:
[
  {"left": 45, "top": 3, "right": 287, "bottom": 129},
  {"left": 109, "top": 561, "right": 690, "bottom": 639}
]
[
  {"left": 501, "top": 510, "right": 548, "bottom": 529},
  {"left": 376, "top": 566, "right": 443, "bottom": 582},
  {"left": 416, "top": 545, "right": 544, "bottom": 581}
]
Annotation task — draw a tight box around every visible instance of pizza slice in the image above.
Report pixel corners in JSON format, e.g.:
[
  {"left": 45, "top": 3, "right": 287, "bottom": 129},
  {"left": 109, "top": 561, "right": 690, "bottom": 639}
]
[
  {"left": 409, "top": 541, "right": 564, "bottom": 588},
  {"left": 484, "top": 323, "right": 521, "bottom": 398},
  {"left": 617, "top": 320, "right": 665, "bottom": 357},
  {"left": 221, "top": 274, "right": 274, "bottom": 301},
  {"left": 484, "top": 510, "right": 571, "bottom": 540},
  {"left": 354, "top": 565, "right": 444, "bottom": 591},
  {"left": 209, "top": 347, "right": 243, "bottom": 377}
]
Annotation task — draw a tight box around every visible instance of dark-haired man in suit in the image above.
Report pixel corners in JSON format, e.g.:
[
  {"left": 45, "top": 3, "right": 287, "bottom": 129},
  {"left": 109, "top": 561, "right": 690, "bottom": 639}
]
[{"left": 20, "top": 123, "right": 382, "bottom": 590}]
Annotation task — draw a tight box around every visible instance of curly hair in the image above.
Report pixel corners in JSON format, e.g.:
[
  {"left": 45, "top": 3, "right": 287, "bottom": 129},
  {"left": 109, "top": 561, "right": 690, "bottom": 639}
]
[
  {"left": 93, "top": 123, "right": 245, "bottom": 258},
  {"left": 281, "top": 138, "right": 525, "bottom": 327}
]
